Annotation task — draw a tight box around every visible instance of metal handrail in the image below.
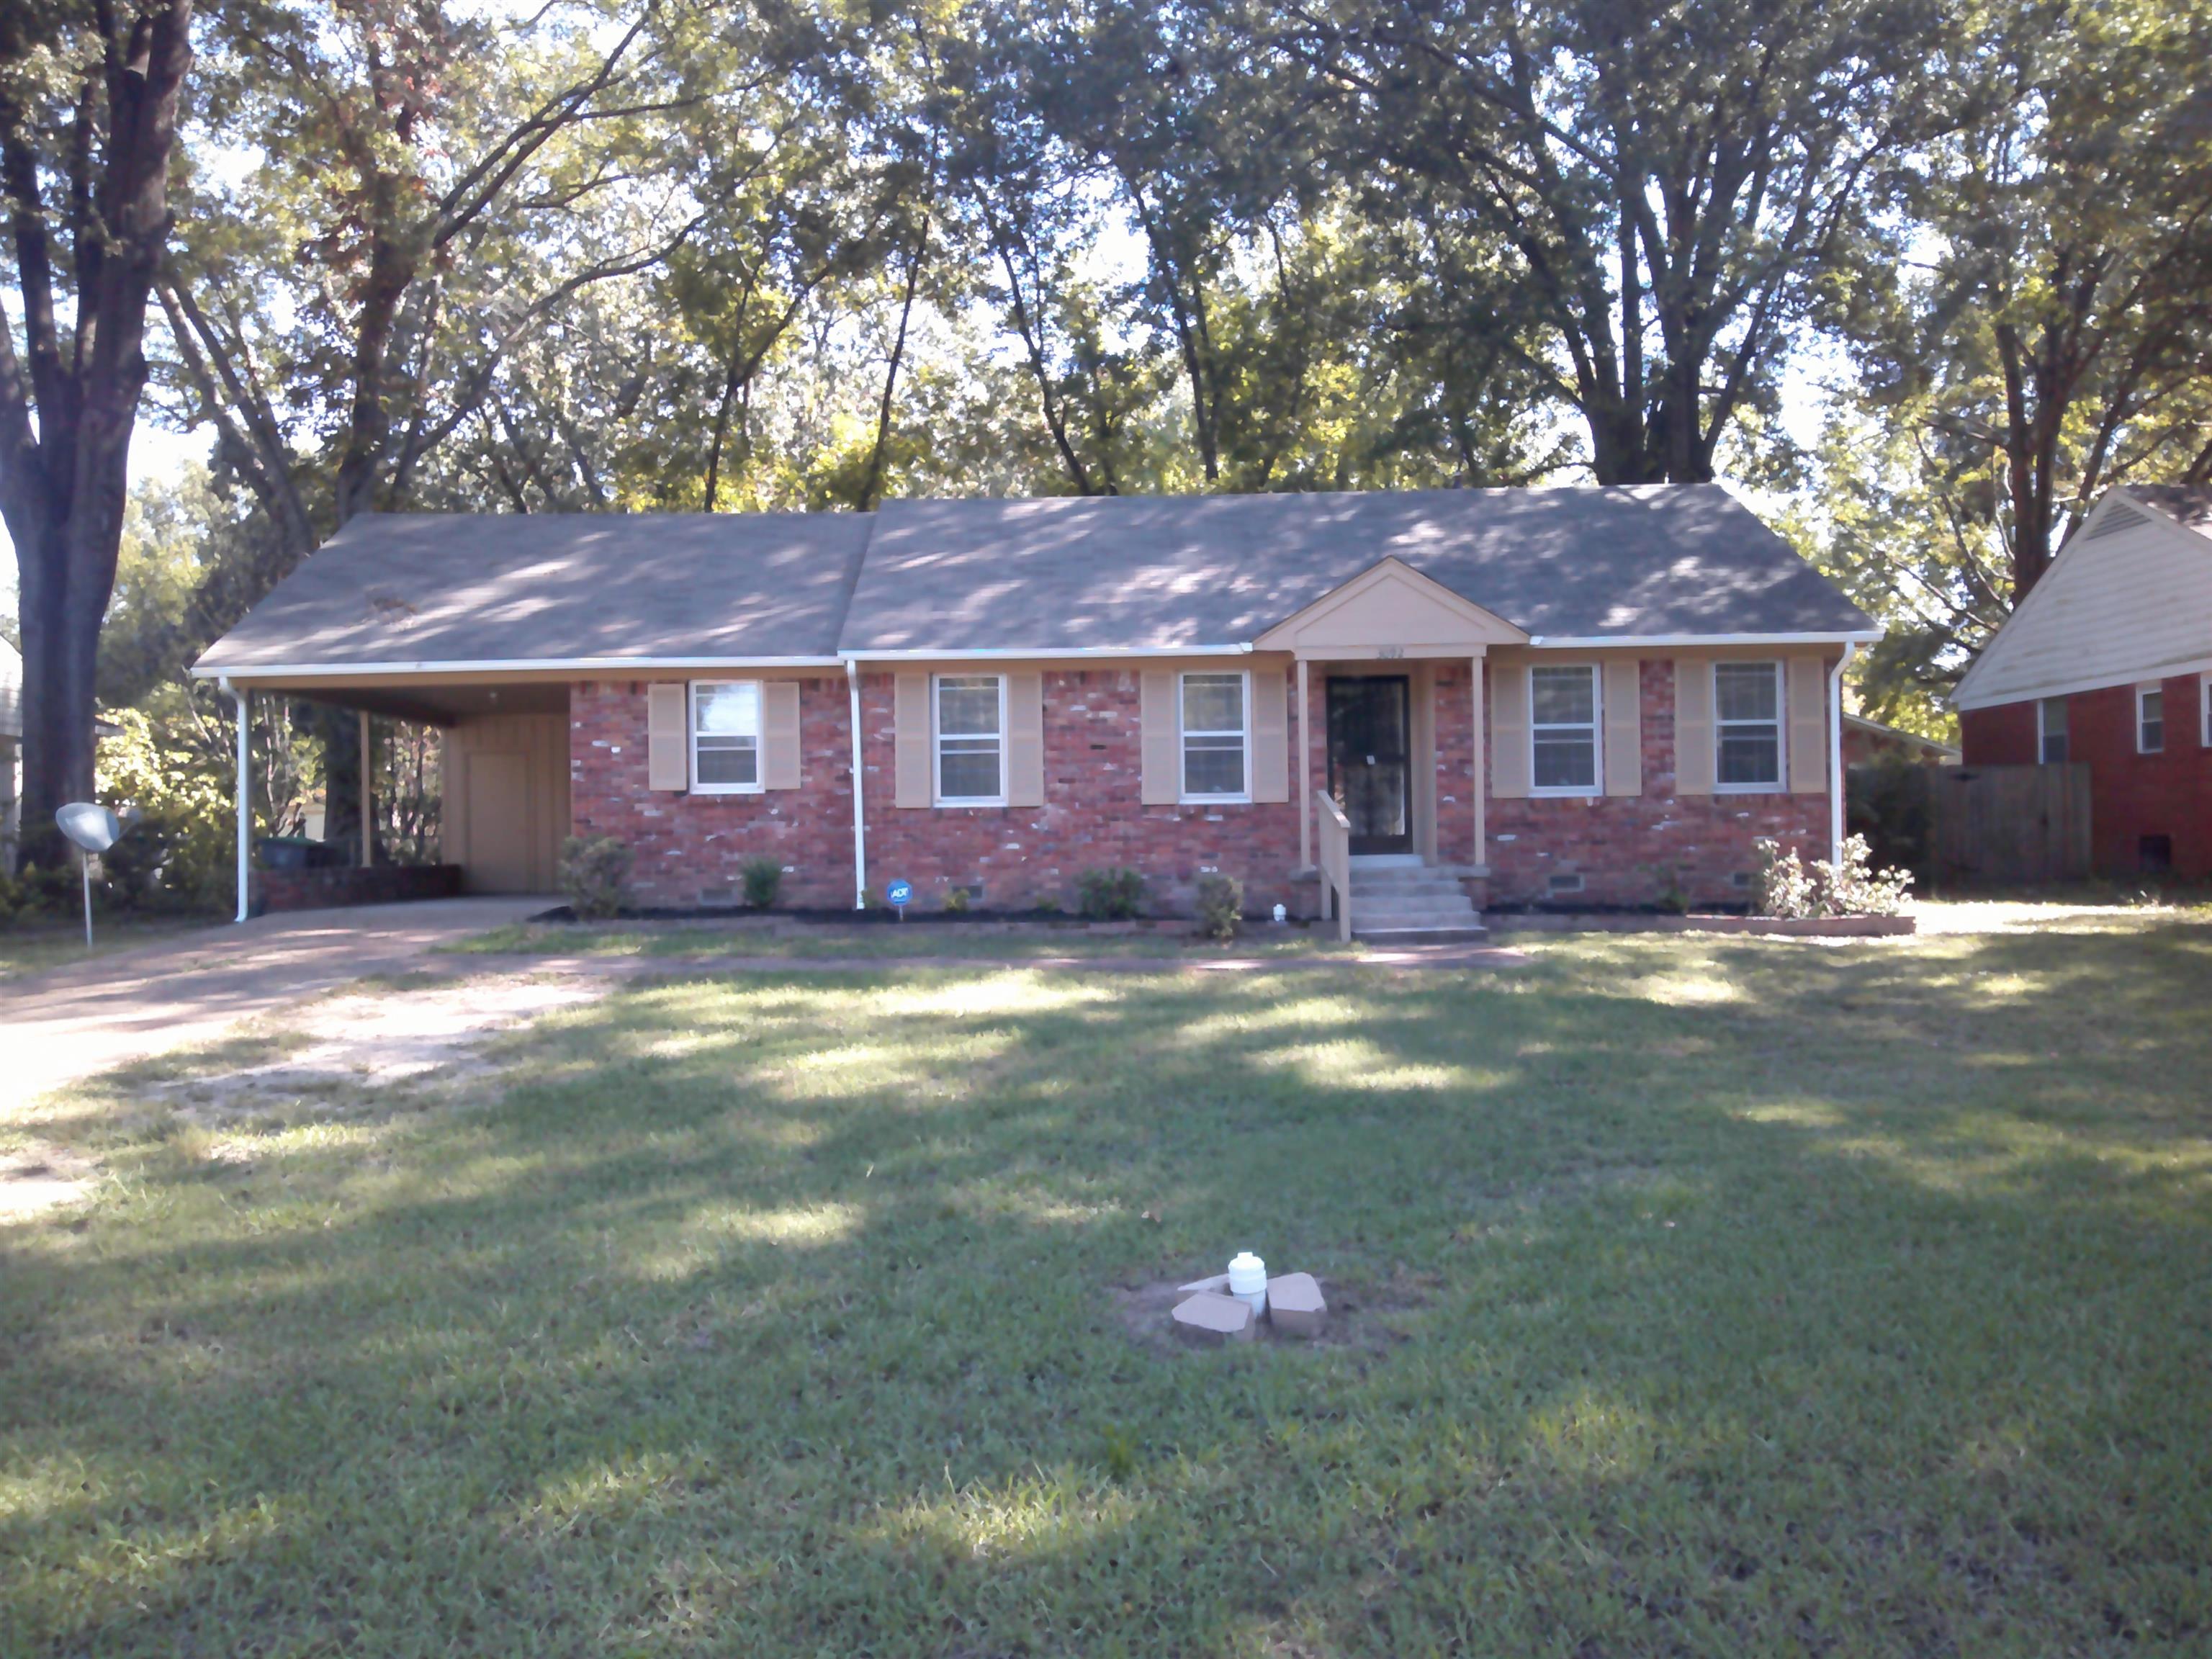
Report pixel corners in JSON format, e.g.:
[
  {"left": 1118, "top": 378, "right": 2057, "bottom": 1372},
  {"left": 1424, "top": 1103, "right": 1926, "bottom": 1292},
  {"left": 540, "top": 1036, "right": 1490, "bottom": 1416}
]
[{"left": 1315, "top": 788, "right": 1352, "bottom": 943}]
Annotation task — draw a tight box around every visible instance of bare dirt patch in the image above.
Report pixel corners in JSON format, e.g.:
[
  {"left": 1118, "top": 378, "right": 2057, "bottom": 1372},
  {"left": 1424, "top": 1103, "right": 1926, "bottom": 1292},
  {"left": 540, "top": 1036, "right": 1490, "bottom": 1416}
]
[
  {"left": 156, "top": 971, "right": 609, "bottom": 1125},
  {"left": 1110, "top": 1271, "right": 1423, "bottom": 1356},
  {"left": 0, "top": 1143, "right": 96, "bottom": 1221}
]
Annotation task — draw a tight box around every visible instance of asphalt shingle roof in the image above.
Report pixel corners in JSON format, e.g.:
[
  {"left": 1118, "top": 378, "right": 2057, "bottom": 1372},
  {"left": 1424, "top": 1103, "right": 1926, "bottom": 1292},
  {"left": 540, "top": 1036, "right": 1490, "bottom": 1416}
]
[
  {"left": 194, "top": 512, "right": 872, "bottom": 669},
  {"left": 194, "top": 485, "right": 1874, "bottom": 673}
]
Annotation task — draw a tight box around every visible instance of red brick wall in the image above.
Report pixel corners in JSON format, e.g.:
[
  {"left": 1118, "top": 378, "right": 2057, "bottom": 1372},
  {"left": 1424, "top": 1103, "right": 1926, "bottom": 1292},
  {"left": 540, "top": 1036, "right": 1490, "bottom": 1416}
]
[
  {"left": 570, "top": 678, "right": 858, "bottom": 908},
  {"left": 1969, "top": 680, "right": 2212, "bottom": 879},
  {"left": 1483, "top": 657, "right": 1830, "bottom": 908},
  {"left": 568, "top": 656, "right": 1836, "bottom": 914},
  {"left": 858, "top": 667, "right": 1304, "bottom": 914}
]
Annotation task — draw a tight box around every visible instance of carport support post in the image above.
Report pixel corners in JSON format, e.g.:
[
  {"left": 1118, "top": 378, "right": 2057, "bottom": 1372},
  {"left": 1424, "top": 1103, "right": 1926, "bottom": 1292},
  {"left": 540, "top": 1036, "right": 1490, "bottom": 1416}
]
[
  {"left": 1296, "top": 658, "right": 1311, "bottom": 871},
  {"left": 222, "top": 677, "right": 250, "bottom": 924},
  {"left": 1828, "top": 642, "right": 1857, "bottom": 866},
  {"left": 359, "top": 709, "right": 373, "bottom": 868}
]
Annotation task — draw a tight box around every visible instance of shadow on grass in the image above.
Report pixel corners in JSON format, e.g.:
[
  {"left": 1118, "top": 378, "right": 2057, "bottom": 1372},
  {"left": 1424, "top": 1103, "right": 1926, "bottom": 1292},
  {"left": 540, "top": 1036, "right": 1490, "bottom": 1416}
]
[{"left": 4, "top": 926, "right": 2211, "bottom": 1655}]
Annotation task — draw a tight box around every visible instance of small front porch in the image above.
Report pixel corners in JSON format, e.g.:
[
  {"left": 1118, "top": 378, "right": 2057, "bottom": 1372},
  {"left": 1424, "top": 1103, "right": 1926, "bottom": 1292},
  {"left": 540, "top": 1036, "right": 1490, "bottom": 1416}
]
[{"left": 1257, "top": 558, "right": 1522, "bottom": 942}]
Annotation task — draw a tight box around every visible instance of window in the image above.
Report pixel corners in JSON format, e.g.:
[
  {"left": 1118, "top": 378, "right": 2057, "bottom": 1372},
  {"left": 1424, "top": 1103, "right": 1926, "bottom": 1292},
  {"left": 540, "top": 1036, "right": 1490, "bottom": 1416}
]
[
  {"left": 691, "top": 680, "right": 762, "bottom": 792},
  {"left": 934, "top": 674, "right": 1005, "bottom": 804},
  {"left": 1530, "top": 665, "right": 1600, "bottom": 793},
  {"left": 1180, "top": 672, "right": 1249, "bottom": 801},
  {"left": 2137, "top": 685, "right": 2164, "bottom": 754},
  {"left": 1714, "top": 661, "right": 1784, "bottom": 790},
  {"left": 2038, "top": 696, "right": 2069, "bottom": 765},
  {"left": 2203, "top": 678, "right": 2212, "bottom": 748}
]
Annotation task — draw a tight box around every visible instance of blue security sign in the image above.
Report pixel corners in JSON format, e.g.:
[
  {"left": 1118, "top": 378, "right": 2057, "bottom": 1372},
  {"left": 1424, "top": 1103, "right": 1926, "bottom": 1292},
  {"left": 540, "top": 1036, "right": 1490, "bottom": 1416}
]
[{"left": 884, "top": 879, "right": 914, "bottom": 909}]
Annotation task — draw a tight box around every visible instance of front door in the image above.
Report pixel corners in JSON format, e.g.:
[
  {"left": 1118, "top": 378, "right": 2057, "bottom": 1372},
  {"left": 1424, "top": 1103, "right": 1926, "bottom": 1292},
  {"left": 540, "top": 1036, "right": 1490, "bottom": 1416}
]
[{"left": 1326, "top": 675, "right": 1411, "bottom": 855}]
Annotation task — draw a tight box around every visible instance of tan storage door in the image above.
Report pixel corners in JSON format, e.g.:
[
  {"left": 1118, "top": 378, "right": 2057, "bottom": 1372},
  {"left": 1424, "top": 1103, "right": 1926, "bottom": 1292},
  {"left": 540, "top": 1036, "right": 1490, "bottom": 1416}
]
[{"left": 467, "top": 752, "right": 533, "bottom": 892}]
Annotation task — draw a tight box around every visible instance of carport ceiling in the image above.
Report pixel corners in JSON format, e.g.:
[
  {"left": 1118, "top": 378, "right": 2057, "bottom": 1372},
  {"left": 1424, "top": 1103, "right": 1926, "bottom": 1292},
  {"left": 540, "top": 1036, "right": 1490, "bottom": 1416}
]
[{"left": 261, "top": 681, "right": 571, "bottom": 725}]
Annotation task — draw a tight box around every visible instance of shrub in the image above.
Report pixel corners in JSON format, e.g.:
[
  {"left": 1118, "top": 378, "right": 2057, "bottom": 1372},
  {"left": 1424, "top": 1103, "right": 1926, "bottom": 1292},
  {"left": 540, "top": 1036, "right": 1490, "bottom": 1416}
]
[
  {"left": 1075, "top": 866, "right": 1146, "bottom": 920},
  {"left": 740, "top": 855, "right": 784, "bottom": 909},
  {"left": 1752, "top": 835, "right": 1912, "bottom": 920},
  {"left": 559, "top": 835, "right": 632, "bottom": 919},
  {"left": 1194, "top": 873, "right": 1244, "bottom": 942},
  {"left": 942, "top": 884, "right": 971, "bottom": 913}
]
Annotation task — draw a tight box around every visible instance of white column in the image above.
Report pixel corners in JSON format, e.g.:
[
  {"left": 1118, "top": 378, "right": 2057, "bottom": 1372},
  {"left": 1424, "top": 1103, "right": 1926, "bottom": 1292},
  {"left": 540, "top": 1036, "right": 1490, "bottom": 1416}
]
[
  {"left": 225, "top": 678, "right": 251, "bottom": 923},
  {"left": 845, "top": 658, "right": 868, "bottom": 908},
  {"left": 359, "top": 708, "right": 374, "bottom": 868},
  {"left": 1470, "top": 653, "right": 1487, "bottom": 869},
  {"left": 1828, "top": 642, "right": 1858, "bottom": 864},
  {"left": 1296, "top": 657, "right": 1312, "bottom": 871}
]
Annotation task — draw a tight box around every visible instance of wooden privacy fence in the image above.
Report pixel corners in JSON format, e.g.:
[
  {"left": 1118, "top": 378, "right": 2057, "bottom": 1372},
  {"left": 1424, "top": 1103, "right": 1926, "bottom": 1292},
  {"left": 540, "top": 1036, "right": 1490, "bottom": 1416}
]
[{"left": 1924, "top": 763, "right": 2092, "bottom": 886}]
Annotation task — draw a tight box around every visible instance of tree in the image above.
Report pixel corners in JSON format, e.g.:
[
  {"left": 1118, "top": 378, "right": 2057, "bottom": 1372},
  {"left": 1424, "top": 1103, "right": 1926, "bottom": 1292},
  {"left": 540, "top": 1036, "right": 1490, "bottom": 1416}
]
[
  {"left": 1847, "top": 0, "right": 2212, "bottom": 606},
  {"left": 0, "top": 0, "right": 193, "bottom": 862},
  {"left": 1274, "top": 0, "right": 1943, "bottom": 484}
]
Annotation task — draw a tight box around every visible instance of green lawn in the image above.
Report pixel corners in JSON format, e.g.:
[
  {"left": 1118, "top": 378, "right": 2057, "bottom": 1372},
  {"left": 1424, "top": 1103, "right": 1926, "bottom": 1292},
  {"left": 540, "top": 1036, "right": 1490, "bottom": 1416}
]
[{"left": 4, "top": 923, "right": 2211, "bottom": 1655}]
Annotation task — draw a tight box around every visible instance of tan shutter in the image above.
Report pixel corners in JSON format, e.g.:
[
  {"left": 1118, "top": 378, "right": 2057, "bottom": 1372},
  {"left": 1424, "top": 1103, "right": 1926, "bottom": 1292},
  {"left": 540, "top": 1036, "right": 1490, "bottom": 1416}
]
[
  {"left": 647, "top": 682, "right": 688, "bottom": 791},
  {"left": 1788, "top": 655, "right": 1828, "bottom": 794},
  {"left": 1603, "top": 658, "right": 1642, "bottom": 796},
  {"left": 1489, "top": 660, "right": 1531, "bottom": 799},
  {"left": 1674, "top": 658, "right": 1714, "bottom": 796},
  {"left": 1007, "top": 671, "right": 1045, "bottom": 806},
  {"left": 1251, "top": 667, "right": 1289, "bottom": 802},
  {"left": 894, "top": 673, "right": 931, "bottom": 807},
  {"left": 762, "top": 680, "right": 802, "bottom": 789},
  {"left": 1140, "top": 670, "right": 1179, "bottom": 805}
]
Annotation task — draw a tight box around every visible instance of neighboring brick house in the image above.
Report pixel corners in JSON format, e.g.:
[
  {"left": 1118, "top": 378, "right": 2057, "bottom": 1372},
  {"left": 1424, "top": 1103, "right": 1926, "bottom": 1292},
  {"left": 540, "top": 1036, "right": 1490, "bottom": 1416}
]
[
  {"left": 1955, "top": 485, "right": 2212, "bottom": 881},
  {"left": 193, "top": 487, "right": 1878, "bottom": 936}
]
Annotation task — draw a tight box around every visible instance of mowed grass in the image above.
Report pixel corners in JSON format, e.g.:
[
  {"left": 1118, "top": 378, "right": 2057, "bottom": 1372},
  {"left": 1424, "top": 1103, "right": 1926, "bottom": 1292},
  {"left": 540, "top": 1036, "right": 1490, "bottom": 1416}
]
[{"left": 4, "top": 925, "right": 2211, "bottom": 1655}]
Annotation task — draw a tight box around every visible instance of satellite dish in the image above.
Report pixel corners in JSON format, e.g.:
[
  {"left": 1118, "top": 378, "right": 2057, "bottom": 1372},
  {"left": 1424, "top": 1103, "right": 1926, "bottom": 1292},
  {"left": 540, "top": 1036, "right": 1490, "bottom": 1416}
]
[{"left": 56, "top": 802, "right": 122, "bottom": 853}]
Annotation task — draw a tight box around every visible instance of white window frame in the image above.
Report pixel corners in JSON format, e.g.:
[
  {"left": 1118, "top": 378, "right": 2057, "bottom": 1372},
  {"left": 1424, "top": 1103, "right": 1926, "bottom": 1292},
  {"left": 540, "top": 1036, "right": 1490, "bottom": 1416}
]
[
  {"left": 2201, "top": 675, "right": 2211, "bottom": 749},
  {"left": 1712, "top": 660, "right": 1786, "bottom": 794},
  {"left": 1528, "top": 662, "right": 1604, "bottom": 798},
  {"left": 2037, "top": 696, "right": 2069, "bottom": 766},
  {"left": 2136, "top": 683, "right": 2164, "bottom": 755},
  {"left": 932, "top": 673, "right": 1008, "bottom": 806},
  {"left": 1179, "top": 670, "right": 1251, "bottom": 804},
  {"left": 689, "top": 678, "right": 765, "bottom": 795}
]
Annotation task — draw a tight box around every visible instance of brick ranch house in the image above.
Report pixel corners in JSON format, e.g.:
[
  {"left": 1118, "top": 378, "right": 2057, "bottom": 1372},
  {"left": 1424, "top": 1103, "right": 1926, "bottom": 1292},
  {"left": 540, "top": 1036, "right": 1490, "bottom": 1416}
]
[
  {"left": 192, "top": 487, "right": 1879, "bottom": 935},
  {"left": 1954, "top": 484, "right": 2212, "bottom": 882}
]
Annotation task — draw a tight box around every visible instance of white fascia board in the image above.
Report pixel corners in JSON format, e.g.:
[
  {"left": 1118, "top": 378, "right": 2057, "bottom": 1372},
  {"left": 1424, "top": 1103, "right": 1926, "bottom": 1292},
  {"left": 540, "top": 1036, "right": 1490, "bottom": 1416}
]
[
  {"left": 189, "top": 655, "right": 848, "bottom": 680},
  {"left": 1953, "top": 655, "right": 2212, "bottom": 711},
  {"left": 1524, "top": 630, "right": 1883, "bottom": 649},
  {"left": 838, "top": 644, "right": 1256, "bottom": 662}
]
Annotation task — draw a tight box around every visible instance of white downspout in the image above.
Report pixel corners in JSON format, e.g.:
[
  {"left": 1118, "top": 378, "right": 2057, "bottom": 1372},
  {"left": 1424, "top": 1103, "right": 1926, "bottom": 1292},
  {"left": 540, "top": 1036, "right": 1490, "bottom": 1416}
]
[
  {"left": 845, "top": 659, "right": 867, "bottom": 909},
  {"left": 1828, "top": 642, "right": 1858, "bottom": 865},
  {"left": 221, "top": 677, "right": 251, "bottom": 923}
]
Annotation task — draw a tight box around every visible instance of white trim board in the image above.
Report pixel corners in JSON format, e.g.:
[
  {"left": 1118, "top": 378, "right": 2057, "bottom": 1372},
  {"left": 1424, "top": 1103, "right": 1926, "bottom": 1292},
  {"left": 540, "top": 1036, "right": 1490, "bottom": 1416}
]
[{"left": 1955, "top": 655, "right": 2212, "bottom": 713}]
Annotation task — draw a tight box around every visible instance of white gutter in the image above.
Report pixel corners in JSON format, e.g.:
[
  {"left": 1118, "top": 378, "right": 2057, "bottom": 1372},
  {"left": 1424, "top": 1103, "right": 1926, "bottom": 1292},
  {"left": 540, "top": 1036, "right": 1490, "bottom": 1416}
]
[
  {"left": 1527, "top": 630, "right": 1885, "bottom": 649},
  {"left": 220, "top": 677, "right": 250, "bottom": 924},
  {"left": 1828, "top": 642, "right": 1858, "bottom": 865},
  {"left": 845, "top": 660, "right": 867, "bottom": 911},
  {"left": 838, "top": 644, "right": 1256, "bottom": 662},
  {"left": 189, "top": 655, "right": 845, "bottom": 681}
]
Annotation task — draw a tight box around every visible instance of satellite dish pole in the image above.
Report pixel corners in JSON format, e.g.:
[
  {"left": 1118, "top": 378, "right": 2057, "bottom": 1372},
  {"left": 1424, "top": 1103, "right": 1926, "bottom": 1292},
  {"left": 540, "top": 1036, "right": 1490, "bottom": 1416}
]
[{"left": 54, "top": 803, "right": 122, "bottom": 950}]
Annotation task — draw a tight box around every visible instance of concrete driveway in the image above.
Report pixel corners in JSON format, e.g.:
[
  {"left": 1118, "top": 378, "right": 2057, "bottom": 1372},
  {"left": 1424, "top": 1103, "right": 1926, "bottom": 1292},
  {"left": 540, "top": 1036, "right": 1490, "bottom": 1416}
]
[{"left": 0, "top": 896, "right": 556, "bottom": 1114}]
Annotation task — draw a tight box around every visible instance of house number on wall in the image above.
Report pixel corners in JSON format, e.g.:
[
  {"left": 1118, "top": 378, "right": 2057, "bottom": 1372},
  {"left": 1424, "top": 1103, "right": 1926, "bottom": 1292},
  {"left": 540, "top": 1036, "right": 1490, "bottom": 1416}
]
[{"left": 1375, "top": 645, "right": 1406, "bottom": 659}]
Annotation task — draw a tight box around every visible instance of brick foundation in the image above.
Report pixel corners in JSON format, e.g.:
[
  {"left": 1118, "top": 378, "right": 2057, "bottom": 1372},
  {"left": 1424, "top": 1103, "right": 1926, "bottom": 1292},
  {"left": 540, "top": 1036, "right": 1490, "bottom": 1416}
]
[{"left": 251, "top": 863, "right": 462, "bottom": 914}]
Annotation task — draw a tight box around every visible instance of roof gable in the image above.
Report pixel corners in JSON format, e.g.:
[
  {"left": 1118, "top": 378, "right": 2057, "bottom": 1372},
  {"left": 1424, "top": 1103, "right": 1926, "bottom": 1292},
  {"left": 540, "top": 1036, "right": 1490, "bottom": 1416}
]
[
  {"left": 1954, "top": 487, "right": 2212, "bottom": 709},
  {"left": 1254, "top": 557, "right": 1527, "bottom": 653}
]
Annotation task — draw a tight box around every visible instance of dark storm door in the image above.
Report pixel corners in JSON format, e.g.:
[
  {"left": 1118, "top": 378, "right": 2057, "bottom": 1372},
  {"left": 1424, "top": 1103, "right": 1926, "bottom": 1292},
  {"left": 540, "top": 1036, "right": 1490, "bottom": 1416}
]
[{"left": 1326, "top": 675, "right": 1412, "bottom": 855}]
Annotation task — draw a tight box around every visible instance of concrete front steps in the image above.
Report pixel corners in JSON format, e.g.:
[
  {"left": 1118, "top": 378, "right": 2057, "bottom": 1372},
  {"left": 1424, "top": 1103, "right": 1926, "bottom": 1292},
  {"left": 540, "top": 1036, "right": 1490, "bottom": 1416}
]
[{"left": 1346, "top": 857, "right": 1488, "bottom": 944}]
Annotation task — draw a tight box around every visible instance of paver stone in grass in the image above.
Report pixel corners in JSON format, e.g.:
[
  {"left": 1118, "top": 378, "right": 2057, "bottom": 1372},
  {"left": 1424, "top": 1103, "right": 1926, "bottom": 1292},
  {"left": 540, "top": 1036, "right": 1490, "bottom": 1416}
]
[
  {"left": 1172, "top": 1290, "right": 1256, "bottom": 1344},
  {"left": 1266, "top": 1272, "right": 1326, "bottom": 1336}
]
